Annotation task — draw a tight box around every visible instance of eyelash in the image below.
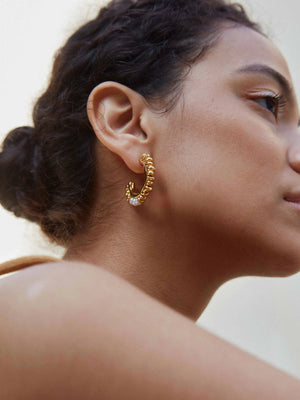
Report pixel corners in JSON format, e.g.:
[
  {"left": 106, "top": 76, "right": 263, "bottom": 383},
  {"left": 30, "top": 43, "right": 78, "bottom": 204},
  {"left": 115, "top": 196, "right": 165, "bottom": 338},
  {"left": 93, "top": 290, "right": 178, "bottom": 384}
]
[{"left": 252, "top": 93, "right": 288, "bottom": 120}]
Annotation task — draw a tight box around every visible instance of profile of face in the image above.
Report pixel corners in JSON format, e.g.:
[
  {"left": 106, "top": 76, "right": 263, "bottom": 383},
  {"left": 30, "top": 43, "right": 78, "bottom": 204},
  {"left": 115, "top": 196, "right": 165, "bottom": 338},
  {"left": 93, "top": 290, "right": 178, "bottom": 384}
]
[{"left": 89, "top": 26, "right": 300, "bottom": 279}]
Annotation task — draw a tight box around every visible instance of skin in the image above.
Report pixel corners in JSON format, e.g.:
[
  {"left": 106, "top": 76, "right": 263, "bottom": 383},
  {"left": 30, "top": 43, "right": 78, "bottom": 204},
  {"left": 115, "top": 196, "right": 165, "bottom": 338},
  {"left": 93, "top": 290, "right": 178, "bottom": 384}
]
[
  {"left": 63, "top": 25, "right": 300, "bottom": 320},
  {"left": 1, "top": 25, "right": 300, "bottom": 399},
  {"left": 1, "top": 261, "right": 300, "bottom": 399}
]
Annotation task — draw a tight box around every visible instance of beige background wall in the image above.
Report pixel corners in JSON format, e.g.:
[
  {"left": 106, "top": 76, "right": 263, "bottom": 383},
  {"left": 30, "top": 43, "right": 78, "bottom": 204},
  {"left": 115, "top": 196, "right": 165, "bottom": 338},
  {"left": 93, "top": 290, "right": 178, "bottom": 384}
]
[{"left": 0, "top": 0, "right": 300, "bottom": 378}]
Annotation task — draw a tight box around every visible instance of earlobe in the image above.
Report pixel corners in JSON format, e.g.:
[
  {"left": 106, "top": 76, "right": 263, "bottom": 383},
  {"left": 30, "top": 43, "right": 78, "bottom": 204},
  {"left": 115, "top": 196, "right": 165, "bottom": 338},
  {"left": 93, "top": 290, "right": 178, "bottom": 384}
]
[{"left": 86, "top": 81, "right": 149, "bottom": 173}]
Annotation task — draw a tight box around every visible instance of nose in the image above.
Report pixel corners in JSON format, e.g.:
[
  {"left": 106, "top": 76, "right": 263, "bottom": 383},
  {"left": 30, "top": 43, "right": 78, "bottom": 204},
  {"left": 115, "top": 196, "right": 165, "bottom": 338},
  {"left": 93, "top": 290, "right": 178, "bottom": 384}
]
[{"left": 287, "top": 130, "right": 300, "bottom": 174}]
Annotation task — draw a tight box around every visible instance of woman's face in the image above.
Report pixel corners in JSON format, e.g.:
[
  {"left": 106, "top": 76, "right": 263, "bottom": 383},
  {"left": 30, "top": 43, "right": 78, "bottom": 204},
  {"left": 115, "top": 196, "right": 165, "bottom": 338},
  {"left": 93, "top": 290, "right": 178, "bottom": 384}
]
[{"left": 149, "top": 26, "right": 300, "bottom": 277}]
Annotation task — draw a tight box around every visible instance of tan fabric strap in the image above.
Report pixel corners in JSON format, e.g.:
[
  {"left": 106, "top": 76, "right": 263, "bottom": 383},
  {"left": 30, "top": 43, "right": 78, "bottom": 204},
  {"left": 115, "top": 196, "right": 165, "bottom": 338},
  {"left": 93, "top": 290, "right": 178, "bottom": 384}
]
[{"left": 0, "top": 256, "right": 60, "bottom": 276}]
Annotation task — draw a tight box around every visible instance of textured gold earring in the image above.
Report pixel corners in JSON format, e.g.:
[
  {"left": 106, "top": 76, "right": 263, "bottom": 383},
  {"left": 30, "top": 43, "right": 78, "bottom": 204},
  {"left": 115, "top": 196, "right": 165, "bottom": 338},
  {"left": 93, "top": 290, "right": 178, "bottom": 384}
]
[{"left": 125, "top": 153, "right": 155, "bottom": 206}]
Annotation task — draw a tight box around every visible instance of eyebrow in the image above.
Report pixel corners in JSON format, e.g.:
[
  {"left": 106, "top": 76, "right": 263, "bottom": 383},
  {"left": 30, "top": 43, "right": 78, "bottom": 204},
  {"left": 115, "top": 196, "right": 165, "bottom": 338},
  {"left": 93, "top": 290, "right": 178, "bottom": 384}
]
[
  {"left": 236, "top": 63, "right": 300, "bottom": 126},
  {"left": 235, "top": 63, "right": 293, "bottom": 101}
]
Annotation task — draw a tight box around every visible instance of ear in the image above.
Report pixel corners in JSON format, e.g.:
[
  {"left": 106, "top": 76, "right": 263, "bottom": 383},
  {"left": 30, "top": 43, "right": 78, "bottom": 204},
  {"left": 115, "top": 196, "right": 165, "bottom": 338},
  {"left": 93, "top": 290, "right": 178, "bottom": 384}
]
[{"left": 87, "top": 81, "right": 151, "bottom": 173}]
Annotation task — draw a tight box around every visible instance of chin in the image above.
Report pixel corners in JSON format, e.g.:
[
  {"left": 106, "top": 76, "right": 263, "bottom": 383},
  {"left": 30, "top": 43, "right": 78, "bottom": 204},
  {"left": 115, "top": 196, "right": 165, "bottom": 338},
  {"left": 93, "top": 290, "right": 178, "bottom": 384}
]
[
  {"left": 259, "top": 253, "right": 300, "bottom": 278},
  {"left": 242, "top": 240, "right": 300, "bottom": 278},
  {"left": 266, "top": 266, "right": 300, "bottom": 278},
  {"left": 274, "top": 264, "right": 300, "bottom": 278},
  {"left": 250, "top": 228, "right": 300, "bottom": 278}
]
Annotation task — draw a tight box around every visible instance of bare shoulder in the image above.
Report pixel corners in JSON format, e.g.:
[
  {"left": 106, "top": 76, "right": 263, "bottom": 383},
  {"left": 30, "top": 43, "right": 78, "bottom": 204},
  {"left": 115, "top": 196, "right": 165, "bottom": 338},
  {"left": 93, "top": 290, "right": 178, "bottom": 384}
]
[
  {"left": 0, "top": 260, "right": 159, "bottom": 318},
  {"left": 0, "top": 259, "right": 182, "bottom": 326},
  {"left": 0, "top": 261, "right": 195, "bottom": 398},
  {"left": 1, "top": 261, "right": 300, "bottom": 400}
]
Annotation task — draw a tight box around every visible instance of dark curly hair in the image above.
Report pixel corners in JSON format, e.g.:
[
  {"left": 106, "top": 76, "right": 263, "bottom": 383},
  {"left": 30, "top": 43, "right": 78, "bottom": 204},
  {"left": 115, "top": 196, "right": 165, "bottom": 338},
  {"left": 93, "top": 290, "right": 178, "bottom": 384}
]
[{"left": 0, "top": 0, "right": 261, "bottom": 246}]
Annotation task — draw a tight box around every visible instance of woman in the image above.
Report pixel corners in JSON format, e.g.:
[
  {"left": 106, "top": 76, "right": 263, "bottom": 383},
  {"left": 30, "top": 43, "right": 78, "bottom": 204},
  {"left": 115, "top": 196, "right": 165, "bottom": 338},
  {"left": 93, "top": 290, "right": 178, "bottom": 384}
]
[{"left": 0, "top": 0, "right": 300, "bottom": 398}]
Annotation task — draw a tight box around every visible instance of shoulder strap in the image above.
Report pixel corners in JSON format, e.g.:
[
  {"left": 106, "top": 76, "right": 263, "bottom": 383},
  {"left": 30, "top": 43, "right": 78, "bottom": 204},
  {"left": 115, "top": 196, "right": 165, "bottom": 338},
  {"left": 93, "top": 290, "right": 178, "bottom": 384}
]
[{"left": 0, "top": 256, "right": 60, "bottom": 276}]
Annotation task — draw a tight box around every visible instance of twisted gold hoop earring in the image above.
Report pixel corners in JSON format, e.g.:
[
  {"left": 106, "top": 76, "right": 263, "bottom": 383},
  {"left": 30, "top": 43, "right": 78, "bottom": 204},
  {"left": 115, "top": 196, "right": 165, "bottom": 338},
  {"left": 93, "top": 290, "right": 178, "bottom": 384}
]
[{"left": 125, "top": 153, "right": 155, "bottom": 206}]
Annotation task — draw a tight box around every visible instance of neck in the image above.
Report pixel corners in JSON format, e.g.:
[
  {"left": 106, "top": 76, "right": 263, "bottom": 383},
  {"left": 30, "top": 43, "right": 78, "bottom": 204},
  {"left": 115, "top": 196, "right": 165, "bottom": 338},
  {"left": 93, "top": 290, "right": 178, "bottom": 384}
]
[{"left": 63, "top": 204, "right": 240, "bottom": 321}]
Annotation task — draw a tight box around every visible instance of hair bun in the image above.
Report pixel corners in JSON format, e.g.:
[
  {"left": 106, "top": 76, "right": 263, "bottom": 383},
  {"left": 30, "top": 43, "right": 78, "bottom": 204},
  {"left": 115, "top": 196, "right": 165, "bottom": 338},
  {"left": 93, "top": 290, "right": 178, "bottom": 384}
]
[{"left": 0, "top": 126, "right": 44, "bottom": 222}]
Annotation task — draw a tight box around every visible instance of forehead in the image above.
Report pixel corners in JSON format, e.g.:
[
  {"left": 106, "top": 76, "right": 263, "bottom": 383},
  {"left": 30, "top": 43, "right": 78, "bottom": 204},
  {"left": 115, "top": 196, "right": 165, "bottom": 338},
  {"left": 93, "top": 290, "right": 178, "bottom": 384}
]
[{"left": 189, "top": 25, "right": 292, "bottom": 85}]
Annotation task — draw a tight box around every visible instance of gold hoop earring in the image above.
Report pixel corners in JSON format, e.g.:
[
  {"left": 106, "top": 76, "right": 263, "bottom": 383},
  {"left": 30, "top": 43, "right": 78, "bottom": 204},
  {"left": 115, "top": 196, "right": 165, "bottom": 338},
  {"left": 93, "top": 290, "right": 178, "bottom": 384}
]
[{"left": 125, "top": 153, "right": 155, "bottom": 206}]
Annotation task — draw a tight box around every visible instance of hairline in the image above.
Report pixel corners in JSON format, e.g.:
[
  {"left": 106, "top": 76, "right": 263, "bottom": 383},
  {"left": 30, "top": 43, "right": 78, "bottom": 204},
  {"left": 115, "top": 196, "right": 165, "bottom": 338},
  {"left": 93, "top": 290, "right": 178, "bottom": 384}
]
[{"left": 146, "top": 22, "right": 264, "bottom": 115}]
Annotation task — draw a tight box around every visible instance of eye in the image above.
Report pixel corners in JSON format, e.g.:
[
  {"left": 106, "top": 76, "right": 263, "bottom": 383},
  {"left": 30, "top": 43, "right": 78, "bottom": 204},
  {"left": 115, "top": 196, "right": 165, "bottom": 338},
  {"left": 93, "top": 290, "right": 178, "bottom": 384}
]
[
  {"left": 255, "top": 96, "right": 278, "bottom": 116},
  {"left": 251, "top": 93, "right": 287, "bottom": 120}
]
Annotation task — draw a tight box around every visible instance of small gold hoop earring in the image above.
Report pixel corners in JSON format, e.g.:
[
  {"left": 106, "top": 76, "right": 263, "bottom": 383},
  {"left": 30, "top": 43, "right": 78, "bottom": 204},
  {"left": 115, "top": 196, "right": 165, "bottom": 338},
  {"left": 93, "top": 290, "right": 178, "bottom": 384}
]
[{"left": 125, "top": 153, "right": 155, "bottom": 206}]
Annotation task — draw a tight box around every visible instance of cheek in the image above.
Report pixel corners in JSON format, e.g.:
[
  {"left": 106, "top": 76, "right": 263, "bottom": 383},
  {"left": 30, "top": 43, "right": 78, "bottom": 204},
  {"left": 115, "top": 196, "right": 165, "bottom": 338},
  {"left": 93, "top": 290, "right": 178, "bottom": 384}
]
[{"left": 161, "top": 108, "right": 286, "bottom": 233}]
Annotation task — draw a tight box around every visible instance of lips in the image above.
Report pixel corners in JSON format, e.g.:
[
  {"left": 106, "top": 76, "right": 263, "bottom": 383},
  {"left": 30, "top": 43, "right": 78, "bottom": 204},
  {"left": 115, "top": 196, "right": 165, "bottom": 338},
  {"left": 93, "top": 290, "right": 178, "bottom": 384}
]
[{"left": 284, "top": 193, "right": 300, "bottom": 203}]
